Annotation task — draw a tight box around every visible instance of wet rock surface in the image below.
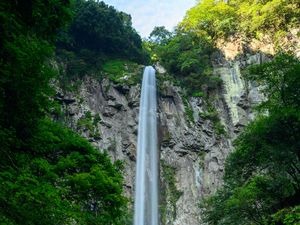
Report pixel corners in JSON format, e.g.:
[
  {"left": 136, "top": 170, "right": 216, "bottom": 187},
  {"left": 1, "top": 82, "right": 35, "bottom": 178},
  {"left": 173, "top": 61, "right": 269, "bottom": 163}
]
[{"left": 58, "top": 52, "right": 265, "bottom": 224}]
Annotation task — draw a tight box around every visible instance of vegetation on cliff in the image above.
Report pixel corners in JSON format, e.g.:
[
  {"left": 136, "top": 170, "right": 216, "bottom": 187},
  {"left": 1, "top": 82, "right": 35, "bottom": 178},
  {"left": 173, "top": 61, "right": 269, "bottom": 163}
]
[
  {"left": 0, "top": 0, "right": 131, "bottom": 224},
  {"left": 148, "top": 0, "right": 299, "bottom": 96},
  {"left": 147, "top": 27, "right": 221, "bottom": 96},
  {"left": 201, "top": 53, "right": 300, "bottom": 225},
  {"left": 56, "top": 0, "right": 149, "bottom": 82},
  {"left": 150, "top": 1, "right": 300, "bottom": 224},
  {"left": 1, "top": 0, "right": 299, "bottom": 224},
  {"left": 180, "top": 0, "right": 300, "bottom": 42}
]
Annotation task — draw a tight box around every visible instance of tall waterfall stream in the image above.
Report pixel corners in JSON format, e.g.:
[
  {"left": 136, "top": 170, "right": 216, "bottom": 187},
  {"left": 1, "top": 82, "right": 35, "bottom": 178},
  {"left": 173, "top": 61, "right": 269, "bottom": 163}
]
[{"left": 134, "top": 66, "right": 159, "bottom": 225}]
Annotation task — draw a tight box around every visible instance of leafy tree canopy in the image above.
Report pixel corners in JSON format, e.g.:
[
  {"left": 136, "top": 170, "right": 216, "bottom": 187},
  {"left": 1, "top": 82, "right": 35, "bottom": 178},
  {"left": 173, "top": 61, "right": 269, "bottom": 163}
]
[
  {"left": 147, "top": 29, "right": 221, "bottom": 96},
  {"left": 245, "top": 53, "right": 300, "bottom": 111},
  {"left": 0, "top": 0, "right": 128, "bottom": 224},
  {"left": 149, "top": 26, "right": 173, "bottom": 45},
  {"left": 180, "top": 0, "right": 300, "bottom": 41},
  {"left": 180, "top": 0, "right": 238, "bottom": 40},
  {"left": 56, "top": 0, "right": 149, "bottom": 81},
  {"left": 201, "top": 53, "right": 300, "bottom": 225}
]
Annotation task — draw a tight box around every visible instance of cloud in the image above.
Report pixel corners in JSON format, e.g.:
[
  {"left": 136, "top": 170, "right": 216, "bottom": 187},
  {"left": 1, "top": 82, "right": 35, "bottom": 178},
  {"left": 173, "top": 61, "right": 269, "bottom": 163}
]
[{"left": 103, "top": 0, "right": 196, "bottom": 37}]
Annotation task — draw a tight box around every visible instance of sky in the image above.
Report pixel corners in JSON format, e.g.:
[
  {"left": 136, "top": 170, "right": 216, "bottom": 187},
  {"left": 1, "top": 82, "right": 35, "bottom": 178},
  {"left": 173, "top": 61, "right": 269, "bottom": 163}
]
[{"left": 103, "top": 0, "right": 196, "bottom": 38}]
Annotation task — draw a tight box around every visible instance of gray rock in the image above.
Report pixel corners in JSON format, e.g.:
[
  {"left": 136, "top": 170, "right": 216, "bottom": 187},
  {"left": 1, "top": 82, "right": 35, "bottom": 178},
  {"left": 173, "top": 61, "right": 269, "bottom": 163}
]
[{"left": 60, "top": 51, "right": 268, "bottom": 224}]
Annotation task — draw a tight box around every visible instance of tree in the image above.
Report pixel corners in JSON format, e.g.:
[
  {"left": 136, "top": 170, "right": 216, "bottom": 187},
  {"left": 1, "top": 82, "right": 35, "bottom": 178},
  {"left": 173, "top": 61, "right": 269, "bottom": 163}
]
[
  {"left": 155, "top": 31, "right": 220, "bottom": 95},
  {"left": 180, "top": 0, "right": 238, "bottom": 40},
  {"left": 0, "top": 119, "right": 127, "bottom": 224},
  {"left": 149, "top": 26, "right": 172, "bottom": 45},
  {"left": 202, "top": 54, "right": 300, "bottom": 224},
  {"left": 180, "top": 0, "right": 300, "bottom": 41},
  {"left": 233, "top": 0, "right": 300, "bottom": 36},
  {"left": 58, "top": 0, "right": 148, "bottom": 63},
  {"left": 0, "top": 0, "right": 128, "bottom": 223},
  {"left": 245, "top": 53, "right": 300, "bottom": 111},
  {"left": 0, "top": 0, "right": 73, "bottom": 138}
]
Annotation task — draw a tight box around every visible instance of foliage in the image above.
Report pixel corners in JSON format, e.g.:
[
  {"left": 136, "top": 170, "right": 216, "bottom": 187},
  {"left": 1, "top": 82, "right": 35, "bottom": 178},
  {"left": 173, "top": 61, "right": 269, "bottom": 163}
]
[
  {"left": 192, "top": 91, "right": 205, "bottom": 98},
  {"left": 182, "top": 96, "right": 195, "bottom": 124},
  {"left": 57, "top": 48, "right": 104, "bottom": 81},
  {"left": 56, "top": 0, "right": 149, "bottom": 81},
  {"left": 0, "top": 0, "right": 128, "bottom": 224},
  {"left": 76, "top": 111, "right": 102, "bottom": 140},
  {"left": 148, "top": 27, "right": 223, "bottom": 133},
  {"left": 245, "top": 53, "right": 300, "bottom": 111},
  {"left": 201, "top": 54, "right": 300, "bottom": 224},
  {"left": 77, "top": 112, "right": 94, "bottom": 131},
  {"left": 160, "top": 160, "right": 183, "bottom": 224},
  {"left": 180, "top": 0, "right": 238, "bottom": 40},
  {"left": 180, "top": 0, "right": 300, "bottom": 41},
  {"left": 0, "top": 0, "right": 72, "bottom": 138},
  {"left": 70, "top": 0, "right": 147, "bottom": 61},
  {"left": 1, "top": 119, "right": 126, "bottom": 224},
  {"left": 149, "top": 26, "right": 173, "bottom": 45},
  {"left": 151, "top": 30, "right": 220, "bottom": 95},
  {"left": 102, "top": 59, "right": 143, "bottom": 85},
  {"left": 200, "top": 103, "right": 226, "bottom": 136},
  {"left": 234, "top": 0, "right": 300, "bottom": 37},
  {"left": 93, "top": 113, "right": 102, "bottom": 126},
  {"left": 270, "top": 205, "right": 300, "bottom": 225},
  {"left": 159, "top": 32, "right": 212, "bottom": 76}
]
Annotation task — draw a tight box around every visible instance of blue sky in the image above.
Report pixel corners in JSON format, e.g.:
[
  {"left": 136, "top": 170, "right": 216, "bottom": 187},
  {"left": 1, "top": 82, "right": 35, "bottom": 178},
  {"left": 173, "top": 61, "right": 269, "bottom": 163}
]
[{"left": 103, "top": 0, "right": 196, "bottom": 38}]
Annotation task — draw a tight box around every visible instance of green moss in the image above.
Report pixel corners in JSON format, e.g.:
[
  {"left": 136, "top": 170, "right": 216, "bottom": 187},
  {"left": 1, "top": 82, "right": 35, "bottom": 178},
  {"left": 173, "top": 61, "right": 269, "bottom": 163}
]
[
  {"left": 91, "top": 130, "right": 101, "bottom": 140},
  {"left": 93, "top": 113, "right": 102, "bottom": 126},
  {"left": 62, "top": 79, "right": 83, "bottom": 93},
  {"left": 77, "top": 111, "right": 102, "bottom": 139},
  {"left": 182, "top": 96, "right": 194, "bottom": 124},
  {"left": 192, "top": 91, "right": 204, "bottom": 97},
  {"left": 50, "top": 101, "right": 63, "bottom": 118},
  {"left": 200, "top": 102, "right": 226, "bottom": 136},
  {"left": 84, "top": 111, "right": 92, "bottom": 120},
  {"left": 77, "top": 117, "right": 93, "bottom": 131},
  {"left": 199, "top": 151, "right": 206, "bottom": 169},
  {"left": 102, "top": 59, "right": 126, "bottom": 77},
  {"left": 161, "top": 160, "right": 183, "bottom": 224},
  {"left": 156, "top": 72, "right": 176, "bottom": 83},
  {"left": 213, "top": 121, "right": 226, "bottom": 136},
  {"left": 107, "top": 137, "right": 117, "bottom": 152},
  {"left": 101, "top": 59, "right": 143, "bottom": 85},
  {"left": 79, "top": 97, "right": 84, "bottom": 104},
  {"left": 271, "top": 206, "right": 300, "bottom": 225},
  {"left": 163, "top": 131, "right": 172, "bottom": 142},
  {"left": 103, "top": 82, "right": 111, "bottom": 94}
]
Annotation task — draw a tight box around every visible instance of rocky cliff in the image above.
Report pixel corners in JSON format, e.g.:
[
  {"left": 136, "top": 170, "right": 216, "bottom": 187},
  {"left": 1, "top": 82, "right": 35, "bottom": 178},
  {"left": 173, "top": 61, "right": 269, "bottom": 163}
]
[{"left": 56, "top": 48, "right": 266, "bottom": 224}]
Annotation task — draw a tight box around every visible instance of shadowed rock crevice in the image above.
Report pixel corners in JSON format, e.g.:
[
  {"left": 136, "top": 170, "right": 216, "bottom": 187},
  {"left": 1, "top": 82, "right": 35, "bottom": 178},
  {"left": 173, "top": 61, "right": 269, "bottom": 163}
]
[{"left": 58, "top": 51, "right": 266, "bottom": 224}]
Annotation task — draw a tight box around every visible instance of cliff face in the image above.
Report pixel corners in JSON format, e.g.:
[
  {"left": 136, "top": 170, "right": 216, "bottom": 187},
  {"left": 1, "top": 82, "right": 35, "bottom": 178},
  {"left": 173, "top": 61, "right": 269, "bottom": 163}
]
[{"left": 57, "top": 50, "right": 265, "bottom": 224}]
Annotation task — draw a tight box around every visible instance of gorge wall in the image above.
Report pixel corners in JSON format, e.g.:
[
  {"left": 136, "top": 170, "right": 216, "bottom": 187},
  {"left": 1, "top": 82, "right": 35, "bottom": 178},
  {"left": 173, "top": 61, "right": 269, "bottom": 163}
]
[{"left": 56, "top": 48, "right": 266, "bottom": 224}]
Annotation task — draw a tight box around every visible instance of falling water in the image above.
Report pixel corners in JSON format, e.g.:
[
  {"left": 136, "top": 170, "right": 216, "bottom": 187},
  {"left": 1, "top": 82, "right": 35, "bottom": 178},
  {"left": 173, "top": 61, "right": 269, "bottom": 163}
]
[{"left": 134, "top": 66, "right": 158, "bottom": 225}]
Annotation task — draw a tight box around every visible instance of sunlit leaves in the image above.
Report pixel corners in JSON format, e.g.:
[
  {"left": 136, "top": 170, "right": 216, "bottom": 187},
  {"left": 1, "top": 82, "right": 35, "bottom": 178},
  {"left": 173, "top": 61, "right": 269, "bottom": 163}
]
[
  {"left": 149, "top": 26, "right": 173, "bottom": 45},
  {"left": 180, "top": 0, "right": 300, "bottom": 40},
  {"left": 180, "top": 0, "right": 238, "bottom": 39},
  {"left": 245, "top": 53, "right": 300, "bottom": 110},
  {"left": 202, "top": 53, "right": 300, "bottom": 224}
]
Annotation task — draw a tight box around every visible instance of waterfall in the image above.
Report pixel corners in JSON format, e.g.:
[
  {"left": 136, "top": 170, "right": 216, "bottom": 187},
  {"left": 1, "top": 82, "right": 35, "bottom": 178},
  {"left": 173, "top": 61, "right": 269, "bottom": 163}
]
[{"left": 134, "top": 66, "right": 159, "bottom": 225}]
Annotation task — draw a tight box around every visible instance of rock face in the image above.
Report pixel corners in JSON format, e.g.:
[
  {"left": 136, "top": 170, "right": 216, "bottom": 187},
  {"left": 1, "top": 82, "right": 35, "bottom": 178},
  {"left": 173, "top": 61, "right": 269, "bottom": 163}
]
[{"left": 57, "top": 51, "right": 265, "bottom": 224}]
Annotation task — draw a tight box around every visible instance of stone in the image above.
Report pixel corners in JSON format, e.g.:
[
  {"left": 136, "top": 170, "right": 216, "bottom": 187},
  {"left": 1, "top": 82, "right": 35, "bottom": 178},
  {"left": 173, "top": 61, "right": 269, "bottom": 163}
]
[
  {"left": 107, "top": 100, "right": 123, "bottom": 110},
  {"left": 114, "top": 84, "right": 130, "bottom": 94},
  {"left": 161, "top": 139, "right": 176, "bottom": 148},
  {"left": 54, "top": 93, "right": 76, "bottom": 104},
  {"left": 59, "top": 50, "right": 269, "bottom": 224},
  {"left": 100, "top": 120, "right": 112, "bottom": 128},
  {"left": 102, "top": 108, "right": 115, "bottom": 117}
]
